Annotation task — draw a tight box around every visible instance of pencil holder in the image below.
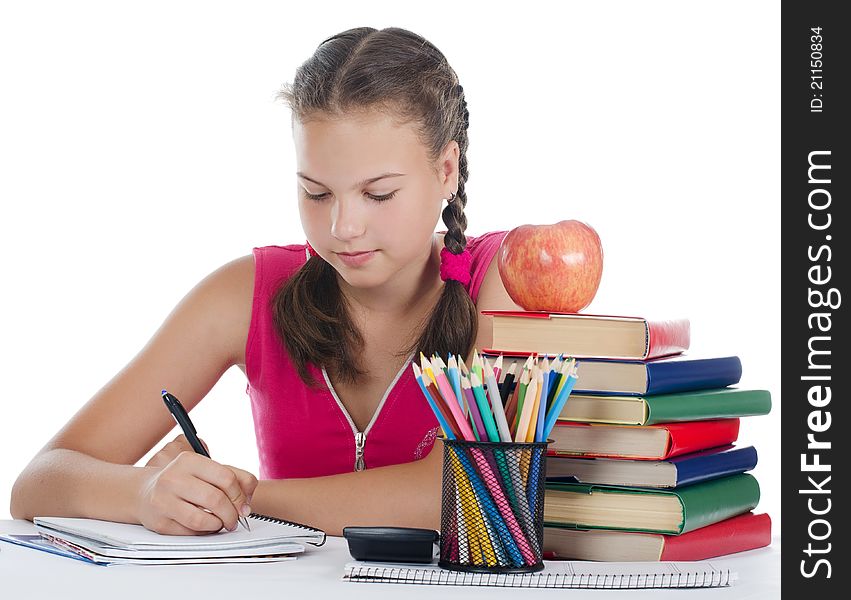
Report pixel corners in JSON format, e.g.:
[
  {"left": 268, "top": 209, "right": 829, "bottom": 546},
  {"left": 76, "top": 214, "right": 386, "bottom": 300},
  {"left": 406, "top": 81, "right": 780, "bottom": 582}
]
[{"left": 438, "top": 438, "right": 549, "bottom": 573}]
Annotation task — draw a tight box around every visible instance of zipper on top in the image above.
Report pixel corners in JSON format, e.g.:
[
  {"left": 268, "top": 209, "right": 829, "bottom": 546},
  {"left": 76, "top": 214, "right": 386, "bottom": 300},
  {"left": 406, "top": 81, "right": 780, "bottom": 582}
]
[{"left": 322, "top": 353, "right": 414, "bottom": 472}]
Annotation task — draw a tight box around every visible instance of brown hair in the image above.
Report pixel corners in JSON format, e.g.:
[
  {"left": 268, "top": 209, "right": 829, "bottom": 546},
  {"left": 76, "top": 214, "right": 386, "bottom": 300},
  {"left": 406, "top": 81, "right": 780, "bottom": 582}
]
[{"left": 272, "top": 27, "right": 477, "bottom": 388}]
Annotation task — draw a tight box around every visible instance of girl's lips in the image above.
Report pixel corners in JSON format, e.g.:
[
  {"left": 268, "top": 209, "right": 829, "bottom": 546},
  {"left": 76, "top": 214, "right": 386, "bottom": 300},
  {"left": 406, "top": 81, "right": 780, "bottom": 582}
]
[{"left": 336, "top": 250, "right": 377, "bottom": 267}]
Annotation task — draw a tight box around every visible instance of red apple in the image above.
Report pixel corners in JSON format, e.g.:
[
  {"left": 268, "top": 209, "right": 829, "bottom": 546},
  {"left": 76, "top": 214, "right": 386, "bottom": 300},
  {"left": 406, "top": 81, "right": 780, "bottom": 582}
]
[{"left": 498, "top": 220, "right": 603, "bottom": 312}]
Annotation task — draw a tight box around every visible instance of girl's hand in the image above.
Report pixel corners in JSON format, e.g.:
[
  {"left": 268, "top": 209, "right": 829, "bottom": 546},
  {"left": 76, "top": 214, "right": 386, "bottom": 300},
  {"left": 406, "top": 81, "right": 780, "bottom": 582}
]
[
  {"left": 137, "top": 442, "right": 258, "bottom": 535},
  {"left": 144, "top": 434, "right": 209, "bottom": 468}
]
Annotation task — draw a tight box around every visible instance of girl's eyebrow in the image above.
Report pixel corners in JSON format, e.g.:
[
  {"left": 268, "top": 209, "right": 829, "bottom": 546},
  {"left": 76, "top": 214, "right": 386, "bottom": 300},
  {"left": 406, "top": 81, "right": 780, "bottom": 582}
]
[{"left": 296, "top": 172, "right": 406, "bottom": 188}]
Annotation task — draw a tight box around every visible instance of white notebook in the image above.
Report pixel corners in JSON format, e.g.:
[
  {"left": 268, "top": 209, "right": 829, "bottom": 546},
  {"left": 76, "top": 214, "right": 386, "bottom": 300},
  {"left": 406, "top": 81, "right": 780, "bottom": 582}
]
[
  {"left": 343, "top": 560, "right": 736, "bottom": 589},
  {"left": 33, "top": 513, "right": 325, "bottom": 563}
]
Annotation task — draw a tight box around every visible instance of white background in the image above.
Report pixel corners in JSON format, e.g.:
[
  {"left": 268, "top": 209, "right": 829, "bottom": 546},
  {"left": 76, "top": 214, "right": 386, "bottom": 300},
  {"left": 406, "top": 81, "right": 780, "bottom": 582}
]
[{"left": 0, "top": 0, "right": 780, "bottom": 526}]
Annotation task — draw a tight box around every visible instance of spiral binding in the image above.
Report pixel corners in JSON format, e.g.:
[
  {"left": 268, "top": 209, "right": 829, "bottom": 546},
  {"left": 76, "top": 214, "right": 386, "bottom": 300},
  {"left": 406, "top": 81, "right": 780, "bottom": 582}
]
[
  {"left": 343, "top": 565, "right": 734, "bottom": 588},
  {"left": 248, "top": 512, "right": 327, "bottom": 546}
]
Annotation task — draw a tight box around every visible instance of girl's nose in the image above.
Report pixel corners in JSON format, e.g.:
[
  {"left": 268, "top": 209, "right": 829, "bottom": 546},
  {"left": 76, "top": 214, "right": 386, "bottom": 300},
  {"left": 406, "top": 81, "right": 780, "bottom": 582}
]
[{"left": 330, "top": 197, "right": 367, "bottom": 241}]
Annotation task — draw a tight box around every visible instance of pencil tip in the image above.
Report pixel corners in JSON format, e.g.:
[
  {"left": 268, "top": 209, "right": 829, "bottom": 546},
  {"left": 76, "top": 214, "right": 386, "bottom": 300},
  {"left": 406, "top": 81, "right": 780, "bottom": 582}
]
[{"left": 161, "top": 389, "right": 167, "bottom": 396}]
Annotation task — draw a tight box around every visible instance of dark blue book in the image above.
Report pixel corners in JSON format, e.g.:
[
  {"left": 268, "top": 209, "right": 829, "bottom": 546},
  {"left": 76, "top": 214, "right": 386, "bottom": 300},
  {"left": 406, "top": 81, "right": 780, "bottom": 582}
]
[
  {"left": 544, "top": 445, "right": 758, "bottom": 489},
  {"left": 485, "top": 353, "right": 742, "bottom": 396}
]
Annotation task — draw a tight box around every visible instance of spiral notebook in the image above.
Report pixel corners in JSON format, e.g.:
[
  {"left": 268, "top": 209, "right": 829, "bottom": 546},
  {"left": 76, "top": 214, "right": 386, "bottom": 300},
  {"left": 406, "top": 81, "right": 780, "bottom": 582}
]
[
  {"left": 32, "top": 513, "right": 325, "bottom": 565},
  {"left": 342, "top": 560, "right": 736, "bottom": 589}
]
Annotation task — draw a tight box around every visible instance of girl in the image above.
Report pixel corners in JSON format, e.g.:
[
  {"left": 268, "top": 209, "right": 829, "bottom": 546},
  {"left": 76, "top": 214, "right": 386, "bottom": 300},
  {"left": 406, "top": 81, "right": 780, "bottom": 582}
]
[{"left": 10, "top": 26, "right": 521, "bottom": 537}]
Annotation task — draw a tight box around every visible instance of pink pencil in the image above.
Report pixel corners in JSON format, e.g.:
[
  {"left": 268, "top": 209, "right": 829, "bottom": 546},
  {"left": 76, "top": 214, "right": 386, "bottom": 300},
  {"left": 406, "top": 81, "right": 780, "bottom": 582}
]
[
  {"left": 462, "top": 374, "right": 488, "bottom": 441},
  {"left": 492, "top": 354, "right": 503, "bottom": 383}
]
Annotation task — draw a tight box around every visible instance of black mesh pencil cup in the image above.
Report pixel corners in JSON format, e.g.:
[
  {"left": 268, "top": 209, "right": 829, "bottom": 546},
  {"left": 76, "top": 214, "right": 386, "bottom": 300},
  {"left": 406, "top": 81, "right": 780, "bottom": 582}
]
[{"left": 438, "top": 438, "right": 549, "bottom": 573}]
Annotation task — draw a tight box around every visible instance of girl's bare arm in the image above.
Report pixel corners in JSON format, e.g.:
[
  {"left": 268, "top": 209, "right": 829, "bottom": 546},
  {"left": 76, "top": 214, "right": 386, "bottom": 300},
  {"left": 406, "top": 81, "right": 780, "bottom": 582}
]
[
  {"left": 10, "top": 254, "right": 256, "bottom": 532},
  {"left": 251, "top": 447, "right": 443, "bottom": 536}
]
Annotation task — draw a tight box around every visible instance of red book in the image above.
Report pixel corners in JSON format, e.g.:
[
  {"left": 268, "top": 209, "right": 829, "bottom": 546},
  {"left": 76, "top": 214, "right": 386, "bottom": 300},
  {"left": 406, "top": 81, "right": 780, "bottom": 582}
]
[
  {"left": 548, "top": 419, "right": 741, "bottom": 460},
  {"left": 481, "top": 311, "right": 690, "bottom": 360},
  {"left": 544, "top": 512, "right": 772, "bottom": 561}
]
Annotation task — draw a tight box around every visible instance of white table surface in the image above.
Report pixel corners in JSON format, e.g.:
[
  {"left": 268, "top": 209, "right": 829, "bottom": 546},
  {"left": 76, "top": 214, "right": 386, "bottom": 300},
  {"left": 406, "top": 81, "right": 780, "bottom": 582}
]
[{"left": 0, "top": 519, "right": 780, "bottom": 599}]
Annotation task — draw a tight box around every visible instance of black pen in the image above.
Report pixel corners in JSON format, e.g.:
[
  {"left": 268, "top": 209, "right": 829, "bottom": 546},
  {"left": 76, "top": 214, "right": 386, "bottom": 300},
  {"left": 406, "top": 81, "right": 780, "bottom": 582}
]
[{"left": 161, "top": 389, "right": 250, "bottom": 532}]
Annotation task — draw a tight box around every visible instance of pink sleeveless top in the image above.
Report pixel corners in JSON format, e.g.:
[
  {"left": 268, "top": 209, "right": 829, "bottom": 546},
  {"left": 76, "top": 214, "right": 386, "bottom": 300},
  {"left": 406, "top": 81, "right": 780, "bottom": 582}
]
[{"left": 245, "top": 231, "right": 508, "bottom": 479}]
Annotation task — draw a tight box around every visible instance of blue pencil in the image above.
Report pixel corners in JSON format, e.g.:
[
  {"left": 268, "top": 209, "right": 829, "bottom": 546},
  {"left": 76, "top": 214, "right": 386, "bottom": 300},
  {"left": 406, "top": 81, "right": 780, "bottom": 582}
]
[
  {"left": 533, "top": 358, "right": 550, "bottom": 443},
  {"left": 447, "top": 354, "right": 465, "bottom": 412},
  {"left": 546, "top": 361, "right": 561, "bottom": 410},
  {"left": 543, "top": 365, "right": 579, "bottom": 441}
]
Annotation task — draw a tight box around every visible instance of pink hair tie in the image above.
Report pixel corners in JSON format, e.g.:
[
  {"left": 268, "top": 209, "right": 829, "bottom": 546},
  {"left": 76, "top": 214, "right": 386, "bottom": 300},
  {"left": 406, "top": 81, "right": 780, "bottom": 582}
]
[
  {"left": 306, "top": 241, "right": 318, "bottom": 258},
  {"left": 440, "top": 246, "right": 472, "bottom": 286}
]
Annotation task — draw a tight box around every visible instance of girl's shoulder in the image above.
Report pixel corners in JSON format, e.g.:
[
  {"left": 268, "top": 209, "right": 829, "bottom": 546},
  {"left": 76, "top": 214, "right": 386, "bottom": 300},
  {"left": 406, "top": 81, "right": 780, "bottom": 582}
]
[
  {"left": 252, "top": 243, "right": 311, "bottom": 271},
  {"left": 465, "top": 230, "right": 510, "bottom": 303},
  {"left": 250, "top": 243, "right": 311, "bottom": 298}
]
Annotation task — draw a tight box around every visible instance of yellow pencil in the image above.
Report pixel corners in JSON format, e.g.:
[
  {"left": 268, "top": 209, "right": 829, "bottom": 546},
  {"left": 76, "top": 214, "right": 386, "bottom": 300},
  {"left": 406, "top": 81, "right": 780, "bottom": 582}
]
[
  {"left": 514, "top": 367, "right": 539, "bottom": 443},
  {"left": 526, "top": 368, "right": 544, "bottom": 443},
  {"left": 420, "top": 353, "right": 438, "bottom": 388},
  {"left": 448, "top": 446, "right": 497, "bottom": 565}
]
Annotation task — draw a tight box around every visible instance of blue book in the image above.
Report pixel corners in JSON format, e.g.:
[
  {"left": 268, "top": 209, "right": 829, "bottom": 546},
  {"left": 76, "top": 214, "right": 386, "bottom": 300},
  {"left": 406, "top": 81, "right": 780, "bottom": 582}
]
[
  {"left": 544, "top": 445, "right": 757, "bottom": 489},
  {"left": 485, "top": 353, "right": 742, "bottom": 396}
]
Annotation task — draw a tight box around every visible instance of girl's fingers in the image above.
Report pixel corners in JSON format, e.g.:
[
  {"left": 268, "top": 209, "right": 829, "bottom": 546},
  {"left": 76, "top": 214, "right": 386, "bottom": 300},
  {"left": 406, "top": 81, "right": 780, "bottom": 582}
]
[
  {"left": 222, "top": 464, "right": 259, "bottom": 507},
  {"left": 156, "top": 514, "right": 216, "bottom": 536},
  {"left": 145, "top": 434, "right": 207, "bottom": 468},
  {"left": 170, "top": 497, "right": 226, "bottom": 534},
  {"left": 176, "top": 454, "right": 253, "bottom": 527},
  {"left": 177, "top": 477, "right": 242, "bottom": 532}
]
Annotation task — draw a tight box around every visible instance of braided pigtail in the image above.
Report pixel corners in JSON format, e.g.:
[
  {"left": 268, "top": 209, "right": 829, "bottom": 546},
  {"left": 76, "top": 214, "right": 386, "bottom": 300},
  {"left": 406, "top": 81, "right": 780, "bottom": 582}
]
[{"left": 402, "top": 84, "right": 478, "bottom": 362}]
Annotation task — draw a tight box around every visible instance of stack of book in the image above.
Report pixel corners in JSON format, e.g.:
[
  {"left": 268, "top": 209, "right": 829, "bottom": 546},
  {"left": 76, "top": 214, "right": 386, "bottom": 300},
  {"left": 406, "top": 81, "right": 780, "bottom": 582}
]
[{"left": 482, "top": 310, "right": 772, "bottom": 562}]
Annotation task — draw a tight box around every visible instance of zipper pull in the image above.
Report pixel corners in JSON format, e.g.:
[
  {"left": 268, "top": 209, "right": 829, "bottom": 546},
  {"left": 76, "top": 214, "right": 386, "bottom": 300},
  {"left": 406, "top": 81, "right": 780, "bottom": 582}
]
[{"left": 354, "top": 431, "right": 366, "bottom": 471}]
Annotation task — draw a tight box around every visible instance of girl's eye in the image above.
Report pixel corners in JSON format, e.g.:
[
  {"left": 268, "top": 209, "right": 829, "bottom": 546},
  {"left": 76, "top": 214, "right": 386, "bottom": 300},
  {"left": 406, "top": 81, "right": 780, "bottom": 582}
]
[
  {"left": 302, "top": 190, "right": 398, "bottom": 203},
  {"left": 367, "top": 191, "right": 397, "bottom": 202},
  {"left": 303, "top": 191, "right": 328, "bottom": 201}
]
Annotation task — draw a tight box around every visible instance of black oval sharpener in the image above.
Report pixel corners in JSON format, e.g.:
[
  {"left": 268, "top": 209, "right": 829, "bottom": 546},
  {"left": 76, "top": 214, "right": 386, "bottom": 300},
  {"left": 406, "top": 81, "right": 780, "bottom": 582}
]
[{"left": 342, "top": 526, "right": 440, "bottom": 564}]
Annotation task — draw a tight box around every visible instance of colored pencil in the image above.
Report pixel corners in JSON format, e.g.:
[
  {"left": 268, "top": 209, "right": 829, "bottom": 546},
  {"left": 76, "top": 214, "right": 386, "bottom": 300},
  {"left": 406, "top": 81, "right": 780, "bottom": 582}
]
[
  {"left": 504, "top": 370, "right": 523, "bottom": 432},
  {"left": 469, "top": 372, "right": 500, "bottom": 443},
  {"left": 420, "top": 352, "right": 438, "bottom": 388},
  {"left": 450, "top": 445, "right": 515, "bottom": 565},
  {"left": 452, "top": 450, "right": 499, "bottom": 566},
  {"left": 543, "top": 360, "right": 579, "bottom": 440},
  {"left": 447, "top": 355, "right": 465, "bottom": 412},
  {"left": 433, "top": 359, "right": 462, "bottom": 411},
  {"left": 483, "top": 358, "right": 512, "bottom": 443},
  {"left": 499, "top": 363, "right": 517, "bottom": 404},
  {"left": 413, "top": 363, "right": 460, "bottom": 439},
  {"left": 461, "top": 375, "right": 486, "bottom": 441},
  {"left": 514, "top": 368, "right": 539, "bottom": 443},
  {"left": 534, "top": 358, "right": 550, "bottom": 443},
  {"left": 420, "top": 358, "right": 460, "bottom": 435},
  {"left": 510, "top": 368, "right": 530, "bottom": 438},
  {"left": 457, "top": 355, "right": 470, "bottom": 377},
  {"left": 452, "top": 460, "right": 471, "bottom": 563},
  {"left": 472, "top": 349, "right": 484, "bottom": 382},
  {"left": 492, "top": 354, "right": 503, "bottom": 383}
]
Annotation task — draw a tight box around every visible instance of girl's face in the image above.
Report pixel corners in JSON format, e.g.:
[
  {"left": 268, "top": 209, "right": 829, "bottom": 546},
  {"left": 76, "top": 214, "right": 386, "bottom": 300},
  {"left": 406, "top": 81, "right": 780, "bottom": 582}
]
[{"left": 294, "top": 110, "right": 456, "bottom": 291}]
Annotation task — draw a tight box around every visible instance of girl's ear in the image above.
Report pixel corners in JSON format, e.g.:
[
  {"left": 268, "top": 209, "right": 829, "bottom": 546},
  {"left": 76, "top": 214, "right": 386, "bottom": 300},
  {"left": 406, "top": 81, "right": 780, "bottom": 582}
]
[{"left": 437, "top": 140, "right": 460, "bottom": 191}]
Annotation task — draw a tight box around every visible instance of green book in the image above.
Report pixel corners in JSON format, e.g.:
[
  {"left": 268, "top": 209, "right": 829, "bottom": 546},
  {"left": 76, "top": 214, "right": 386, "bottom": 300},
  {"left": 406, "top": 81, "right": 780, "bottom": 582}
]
[
  {"left": 543, "top": 473, "right": 760, "bottom": 535},
  {"left": 556, "top": 388, "right": 772, "bottom": 426}
]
